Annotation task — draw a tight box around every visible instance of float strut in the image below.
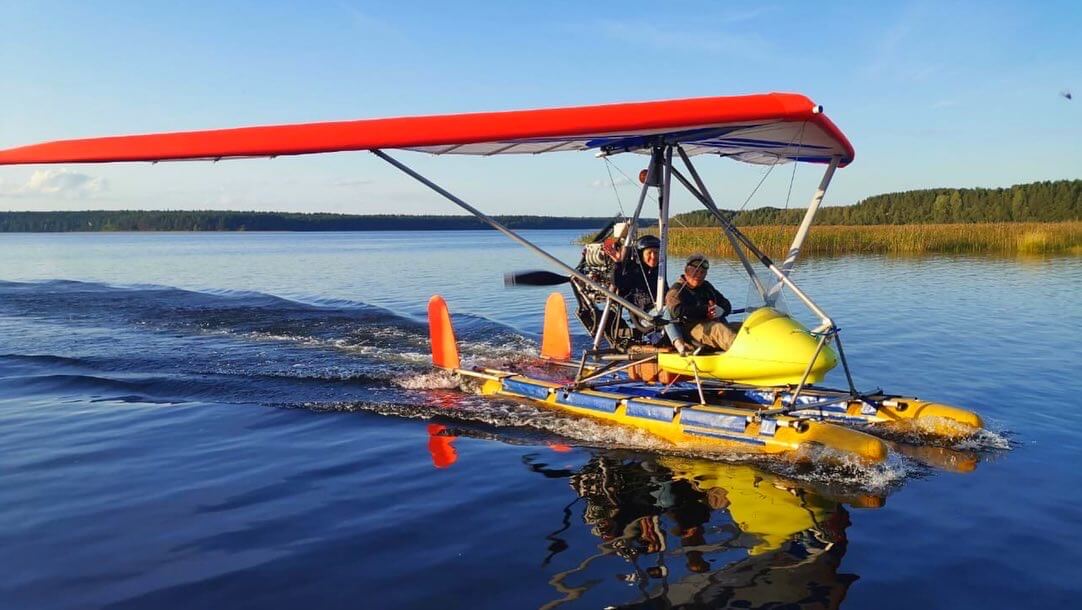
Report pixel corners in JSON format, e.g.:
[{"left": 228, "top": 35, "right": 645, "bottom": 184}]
[
  {"left": 785, "top": 330, "right": 830, "bottom": 410},
  {"left": 688, "top": 356, "right": 707, "bottom": 404},
  {"left": 832, "top": 330, "right": 860, "bottom": 396}
]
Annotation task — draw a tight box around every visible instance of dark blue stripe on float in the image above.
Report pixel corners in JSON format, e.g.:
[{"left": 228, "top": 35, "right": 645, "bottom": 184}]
[
  {"left": 681, "top": 409, "right": 747, "bottom": 433},
  {"left": 626, "top": 400, "right": 677, "bottom": 422},
  {"left": 502, "top": 378, "right": 552, "bottom": 400},
  {"left": 556, "top": 391, "right": 620, "bottom": 413}
]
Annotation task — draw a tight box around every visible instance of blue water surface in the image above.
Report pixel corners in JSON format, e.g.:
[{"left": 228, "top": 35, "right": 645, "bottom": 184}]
[{"left": 1, "top": 230, "right": 1079, "bottom": 609}]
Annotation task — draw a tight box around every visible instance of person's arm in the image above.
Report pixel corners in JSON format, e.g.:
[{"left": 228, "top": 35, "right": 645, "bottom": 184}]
[{"left": 711, "top": 285, "right": 732, "bottom": 318}]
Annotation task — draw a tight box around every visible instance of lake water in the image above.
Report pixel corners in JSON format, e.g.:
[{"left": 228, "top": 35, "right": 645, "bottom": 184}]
[{"left": 1, "top": 230, "right": 1079, "bottom": 609}]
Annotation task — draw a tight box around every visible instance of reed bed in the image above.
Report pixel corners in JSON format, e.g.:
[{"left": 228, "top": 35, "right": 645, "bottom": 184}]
[{"left": 659, "top": 222, "right": 1082, "bottom": 258}]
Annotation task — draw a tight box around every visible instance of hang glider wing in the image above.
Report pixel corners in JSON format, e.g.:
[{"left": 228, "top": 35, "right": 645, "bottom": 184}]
[{"left": 0, "top": 93, "right": 853, "bottom": 167}]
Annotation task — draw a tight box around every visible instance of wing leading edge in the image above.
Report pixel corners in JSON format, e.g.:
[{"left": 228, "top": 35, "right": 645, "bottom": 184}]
[{"left": 0, "top": 92, "right": 853, "bottom": 167}]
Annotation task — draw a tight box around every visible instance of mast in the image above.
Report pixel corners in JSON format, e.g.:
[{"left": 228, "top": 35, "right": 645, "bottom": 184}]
[{"left": 655, "top": 146, "right": 673, "bottom": 311}]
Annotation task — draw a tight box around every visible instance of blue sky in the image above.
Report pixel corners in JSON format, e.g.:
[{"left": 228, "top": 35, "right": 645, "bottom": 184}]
[{"left": 1, "top": 0, "right": 1078, "bottom": 216}]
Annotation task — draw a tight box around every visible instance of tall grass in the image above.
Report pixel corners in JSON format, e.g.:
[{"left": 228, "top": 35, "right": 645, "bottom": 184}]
[{"left": 660, "top": 222, "right": 1082, "bottom": 258}]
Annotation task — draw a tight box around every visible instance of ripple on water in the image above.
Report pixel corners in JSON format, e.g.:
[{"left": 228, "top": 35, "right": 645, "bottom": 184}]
[{"left": 0, "top": 240, "right": 1078, "bottom": 609}]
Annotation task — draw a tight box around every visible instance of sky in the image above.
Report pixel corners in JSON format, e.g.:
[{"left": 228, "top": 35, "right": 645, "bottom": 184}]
[{"left": 0, "top": 0, "right": 1078, "bottom": 216}]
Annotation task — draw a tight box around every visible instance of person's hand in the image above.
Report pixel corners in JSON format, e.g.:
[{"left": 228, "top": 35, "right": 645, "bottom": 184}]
[
  {"left": 707, "top": 300, "right": 717, "bottom": 319},
  {"left": 601, "top": 238, "right": 622, "bottom": 261}
]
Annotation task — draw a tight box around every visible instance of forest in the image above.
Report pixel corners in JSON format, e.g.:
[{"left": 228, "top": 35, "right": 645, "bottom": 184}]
[
  {"left": 1, "top": 179, "right": 1078, "bottom": 232},
  {"left": 0, "top": 211, "right": 639, "bottom": 232},
  {"left": 670, "top": 179, "right": 1081, "bottom": 227}
]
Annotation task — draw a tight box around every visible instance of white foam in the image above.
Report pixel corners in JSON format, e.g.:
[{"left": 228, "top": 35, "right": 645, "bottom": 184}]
[
  {"left": 393, "top": 370, "right": 460, "bottom": 390},
  {"left": 954, "top": 427, "right": 1012, "bottom": 451}
]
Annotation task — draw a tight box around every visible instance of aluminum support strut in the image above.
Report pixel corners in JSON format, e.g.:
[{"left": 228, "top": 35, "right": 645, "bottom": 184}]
[
  {"left": 621, "top": 164, "right": 654, "bottom": 261},
  {"left": 668, "top": 160, "right": 834, "bottom": 331},
  {"left": 656, "top": 146, "right": 673, "bottom": 311},
  {"left": 675, "top": 147, "right": 769, "bottom": 301},
  {"left": 782, "top": 155, "right": 840, "bottom": 273},
  {"left": 669, "top": 153, "right": 864, "bottom": 390},
  {"left": 592, "top": 297, "right": 614, "bottom": 349},
  {"left": 374, "top": 149, "right": 657, "bottom": 323},
  {"left": 765, "top": 155, "right": 840, "bottom": 305}
]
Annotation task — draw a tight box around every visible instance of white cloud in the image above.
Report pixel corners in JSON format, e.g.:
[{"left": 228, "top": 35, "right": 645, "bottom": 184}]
[{"left": 0, "top": 169, "right": 108, "bottom": 198}]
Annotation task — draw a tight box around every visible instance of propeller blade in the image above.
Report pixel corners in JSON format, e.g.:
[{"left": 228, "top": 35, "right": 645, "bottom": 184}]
[{"left": 504, "top": 270, "right": 570, "bottom": 287}]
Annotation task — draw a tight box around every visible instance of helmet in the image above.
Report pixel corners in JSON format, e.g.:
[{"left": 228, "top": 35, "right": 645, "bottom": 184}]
[{"left": 635, "top": 234, "right": 661, "bottom": 253}]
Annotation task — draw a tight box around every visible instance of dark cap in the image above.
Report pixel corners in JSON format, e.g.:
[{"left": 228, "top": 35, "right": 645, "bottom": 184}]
[{"left": 685, "top": 253, "right": 710, "bottom": 270}]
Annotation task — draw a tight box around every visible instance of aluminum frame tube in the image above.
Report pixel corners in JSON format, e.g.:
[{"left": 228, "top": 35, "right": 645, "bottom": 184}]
[
  {"left": 781, "top": 156, "right": 839, "bottom": 274},
  {"left": 592, "top": 298, "right": 614, "bottom": 349},
  {"left": 675, "top": 147, "right": 769, "bottom": 301},
  {"left": 766, "top": 155, "right": 840, "bottom": 305},
  {"left": 373, "top": 149, "right": 657, "bottom": 323},
  {"left": 655, "top": 147, "right": 672, "bottom": 312},
  {"left": 667, "top": 162, "right": 834, "bottom": 330},
  {"left": 621, "top": 171, "right": 653, "bottom": 261}
]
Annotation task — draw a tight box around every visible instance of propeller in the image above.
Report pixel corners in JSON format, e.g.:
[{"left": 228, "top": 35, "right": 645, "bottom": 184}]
[{"left": 504, "top": 270, "right": 570, "bottom": 287}]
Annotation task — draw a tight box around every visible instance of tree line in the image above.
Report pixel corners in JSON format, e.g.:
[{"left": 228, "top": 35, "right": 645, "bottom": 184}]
[
  {"left": 0, "top": 211, "right": 647, "bottom": 232},
  {"left": 2, "top": 179, "right": 1078, "bottom": 232},
  {"left": 672, "top": 179, "right": 1081, "bottom": 226}
]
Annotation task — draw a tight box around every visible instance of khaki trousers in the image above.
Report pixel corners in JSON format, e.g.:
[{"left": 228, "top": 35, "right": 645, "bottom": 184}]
[{"left": 687, "top": 321, "right": 739, "bottom": 351}]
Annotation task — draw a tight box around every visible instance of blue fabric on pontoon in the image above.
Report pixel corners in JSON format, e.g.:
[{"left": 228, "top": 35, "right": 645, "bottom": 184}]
[
  {"left": 502, "top": 378, "right": 552, "bottom": 400},
  {"left": 556, "top": 391, "right": 620, "bottom": 413},
  {"left": 681, "top": 409, "right": 747, "bottom": 433},
  {"left": 626, "top": 400, "right": 678, "bottom": 422}
]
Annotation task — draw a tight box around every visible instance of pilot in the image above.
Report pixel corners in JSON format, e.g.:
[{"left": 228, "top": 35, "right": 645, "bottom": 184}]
[
  {"left": 614, "top": 234, "right": 665, "bottom": 313},
  {"left": 665, "top": 253, "right": 737, "bottom": 353}
]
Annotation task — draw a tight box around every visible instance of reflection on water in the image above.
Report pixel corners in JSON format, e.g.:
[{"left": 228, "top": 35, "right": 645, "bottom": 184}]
[
  {"left": 531, "top": 454, "right": 873, "bottom": 609},
  {"left": 422, "top": 417, "right": 878, "bottom": 608}
]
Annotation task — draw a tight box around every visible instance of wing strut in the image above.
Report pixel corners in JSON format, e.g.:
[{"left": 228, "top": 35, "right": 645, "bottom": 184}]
[
  {"left": 670, "top": 151, "right": 863, "bottom": 396},
  {"left": 372, "top": 149, "right": 658, "bottom": 325},
  {"left": 675, "top": 146, "right": 769, "bottom": 301},
  {"left": 765, "top": 156, "right": 840, "bottom": 304},
  {"left": 668, "top": 154, "right": 834, "bottom": 332}
]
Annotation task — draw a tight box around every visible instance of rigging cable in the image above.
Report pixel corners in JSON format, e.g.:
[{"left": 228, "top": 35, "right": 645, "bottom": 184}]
[
  {"left": 603, "top": 157, "right": 627, "bottom": 216},
  {"left": 783, "top": 121, "right": 808, "bottom": 212}
]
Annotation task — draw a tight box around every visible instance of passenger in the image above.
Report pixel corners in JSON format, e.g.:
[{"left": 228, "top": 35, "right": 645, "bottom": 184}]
[
  {"left": 614, "top": 234, "right": 665, "bottom": 313},
  {"left": 665, "top": 253, "right": 738, "bottom": 354}
]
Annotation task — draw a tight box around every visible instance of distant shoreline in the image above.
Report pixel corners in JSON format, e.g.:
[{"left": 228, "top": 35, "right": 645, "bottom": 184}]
[
  {"left": 2, "top": 178, "right": 1077, "bottom": 233},
  {"left": 0, "top": 211, "right": 653, "bottom": 233}
]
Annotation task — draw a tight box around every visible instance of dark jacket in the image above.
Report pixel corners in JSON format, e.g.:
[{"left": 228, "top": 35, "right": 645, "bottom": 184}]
[
  {"left": 665, "top": 276, "right": 731, "bottom": 323},
  {"left": 615, "top": 260, "right": 665, "bottom": 311}
]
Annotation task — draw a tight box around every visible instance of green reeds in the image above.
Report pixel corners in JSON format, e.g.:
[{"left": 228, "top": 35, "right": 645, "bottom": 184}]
[{"left": 652, "top": 222, "right": 1082, "bottom": 257}]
